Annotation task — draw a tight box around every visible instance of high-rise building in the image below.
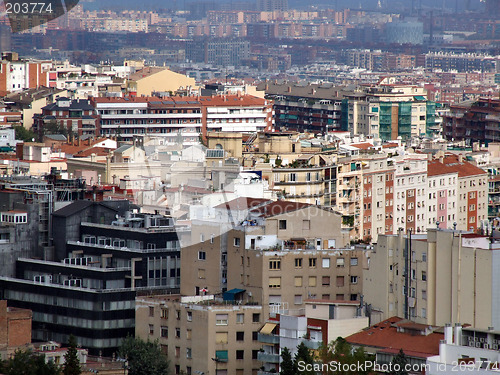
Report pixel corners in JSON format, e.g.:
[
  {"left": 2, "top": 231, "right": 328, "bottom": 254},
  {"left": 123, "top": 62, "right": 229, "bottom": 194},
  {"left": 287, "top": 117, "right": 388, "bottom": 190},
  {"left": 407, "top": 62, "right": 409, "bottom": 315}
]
[{"left": 256, "top": 0, "right": 288, "bottom": 12}]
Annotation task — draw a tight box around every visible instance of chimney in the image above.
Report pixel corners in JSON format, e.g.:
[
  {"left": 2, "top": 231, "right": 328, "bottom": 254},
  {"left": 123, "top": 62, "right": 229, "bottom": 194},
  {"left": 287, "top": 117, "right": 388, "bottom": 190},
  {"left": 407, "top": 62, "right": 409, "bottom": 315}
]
[
  {"left": 458, "top": 154, "right": 463, "bottom": 163},
  {"left": 287, "top": 86, "right": 291, "bottom": 93},
  {"left": 439, "top": 155, "right": 444, "bottom": 164}
]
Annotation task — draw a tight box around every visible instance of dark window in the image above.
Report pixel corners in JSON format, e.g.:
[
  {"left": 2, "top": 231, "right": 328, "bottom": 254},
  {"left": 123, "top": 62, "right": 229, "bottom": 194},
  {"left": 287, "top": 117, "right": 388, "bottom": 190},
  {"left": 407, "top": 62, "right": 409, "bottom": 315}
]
[
  {"left": 252, "top": 314, "right": 260, "bottom": 323},
  {"left": 236, "top": 350, "right": 244, "bottom": 360},
  {"left": 236, "top": 331, "right": 244, "bottom": 341},
  {"left": 252, "top": 331, "right": 258, "bottom": 340},
  {"left": 279, "top": 220, "right": 287, "bottom": 230},
  {"left": 252, "top": 350, "right": 259, "bottom": 360}
]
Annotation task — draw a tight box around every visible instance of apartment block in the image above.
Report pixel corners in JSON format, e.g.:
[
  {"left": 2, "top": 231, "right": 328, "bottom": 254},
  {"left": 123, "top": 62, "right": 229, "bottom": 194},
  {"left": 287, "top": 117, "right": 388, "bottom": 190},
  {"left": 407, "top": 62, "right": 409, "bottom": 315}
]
[
  {"left": 364, "top": 229, "right": 500, "bottom": 329},
  {"left": 0, "top": 53, "right": 49, "bottom": 93},
  {"left": 93, "top": 94, "right": 271, "bottom": 142},
  {"left": 136, "top": 295, "right": 263, "bottom": 375}
]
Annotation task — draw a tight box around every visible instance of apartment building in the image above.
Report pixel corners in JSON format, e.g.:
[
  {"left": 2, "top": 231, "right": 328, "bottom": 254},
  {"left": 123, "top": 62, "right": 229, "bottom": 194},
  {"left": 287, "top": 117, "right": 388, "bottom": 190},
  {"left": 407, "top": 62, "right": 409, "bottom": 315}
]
[
  {"left": 33, "top": 97, "right": 99, "bottom": 138},
  {"left": 364, "top": 229, "right": 500, "bottom": 329},
  {"left": 93, "top": 95, "right": 271, "bottom": 142},
  {"left": 428, "top": 154, "right": 488, "bottom": 232},
  {"left": 0, "top": 206, "right": 183, "bottom": 355},
  {"left": 0, "top": 300, "right": 32, "bottom": 360},
  {"left": 345, "top": 84, "right": 437, "bottom": 141},
  {"left": 0, "top": 53, "right": 50, "bottom": 93},
  {"left": 136, "top": 294, "right": 263, "bottom": 375},
  {"left": 443, "top": 98, "right": 500, "bottom": 144}
]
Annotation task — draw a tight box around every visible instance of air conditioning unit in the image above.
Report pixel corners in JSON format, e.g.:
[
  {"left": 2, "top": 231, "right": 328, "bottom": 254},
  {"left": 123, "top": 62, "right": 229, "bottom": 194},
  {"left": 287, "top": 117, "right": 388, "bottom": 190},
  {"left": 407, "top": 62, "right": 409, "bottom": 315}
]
[
  {"left": 484, "top": 343, "right": 490, "bottom": 349},
  {"left": 257, "top": 236, "right": 263, "bottom": 240},
  {"left": 475, "top": 342, "right": 481, "bottom": 348}
]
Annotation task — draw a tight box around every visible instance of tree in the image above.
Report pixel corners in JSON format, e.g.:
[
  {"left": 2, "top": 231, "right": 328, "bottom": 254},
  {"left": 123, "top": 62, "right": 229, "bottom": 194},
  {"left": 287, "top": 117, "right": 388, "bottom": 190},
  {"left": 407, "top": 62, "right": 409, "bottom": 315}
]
[
  {"left": 63, "top": 335, "right": 81, "bottom": 375},
  {"left": 294, "top": 342, "right": 314, "bottom": 375},
  {"left": 389, "top": 349, "right": 409, "bottom": 375},
  {"left": 0, "top": 348, "right": 61, "bottom": 375},
  {"left": 279, "top": 347, "right": 296, "bottom": 375},
  {"left": 13, "top": 125, "right": 36, "bottom": 142},
  {"left": 316, "top": 337, "right": 375, "bottom": 375},
  {"left": 118, "top": 336, "right": 169, "bottom": 375}
]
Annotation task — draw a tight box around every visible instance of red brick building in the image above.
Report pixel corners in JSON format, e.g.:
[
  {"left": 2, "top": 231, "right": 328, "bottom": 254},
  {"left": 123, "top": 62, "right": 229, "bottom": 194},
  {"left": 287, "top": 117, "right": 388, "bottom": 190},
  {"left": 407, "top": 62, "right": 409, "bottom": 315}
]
[{"left": 0, "top": 300, "right": 32, "bottom": 359}]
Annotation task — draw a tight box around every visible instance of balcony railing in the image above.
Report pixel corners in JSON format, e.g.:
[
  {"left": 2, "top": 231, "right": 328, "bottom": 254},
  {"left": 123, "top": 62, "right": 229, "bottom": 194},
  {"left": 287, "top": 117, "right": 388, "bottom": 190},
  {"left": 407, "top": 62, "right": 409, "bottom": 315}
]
[
  {"left": 258, "top": 333, "right": 280, "bottom": 344},
  {"left": 258, "top": 352, "right": 280, "bottom": 363}
]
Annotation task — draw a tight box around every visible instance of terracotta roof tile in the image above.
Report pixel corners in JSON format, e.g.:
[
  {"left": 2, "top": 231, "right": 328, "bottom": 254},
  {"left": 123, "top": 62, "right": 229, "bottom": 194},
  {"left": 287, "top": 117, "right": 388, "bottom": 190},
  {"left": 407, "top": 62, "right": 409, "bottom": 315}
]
[
  {"left": 346, "top": 317, "right": 443, "bottom": 358},
  {"left": 428, "top": 154, "right": 486, "bottom": 178}
]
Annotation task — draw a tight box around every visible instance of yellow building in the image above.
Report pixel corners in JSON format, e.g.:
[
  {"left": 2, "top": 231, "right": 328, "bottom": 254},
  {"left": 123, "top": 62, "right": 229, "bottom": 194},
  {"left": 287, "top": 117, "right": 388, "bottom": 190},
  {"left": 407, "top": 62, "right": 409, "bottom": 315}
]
[
  {"left": 364, "top": 229, "right": 500, "bottom": 329},
  {"left": 127, "top": 67, "right": 196, "bottom": 97},
  {"left": 136, "top": 295, "right": 263, "bottom": 375}
]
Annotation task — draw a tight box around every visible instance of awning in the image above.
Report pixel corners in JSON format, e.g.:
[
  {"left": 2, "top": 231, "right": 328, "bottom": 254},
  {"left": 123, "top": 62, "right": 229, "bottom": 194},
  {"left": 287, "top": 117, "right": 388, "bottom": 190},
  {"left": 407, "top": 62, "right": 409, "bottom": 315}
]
[
  {"left": 414, "top": 96, "right": 427, "bottom": 101},
  {"left": 260, "top": 323, "right": 277, "bottom": 335},
  {"left": 223, "top": 288, "right": 245, "bottom": 301}
]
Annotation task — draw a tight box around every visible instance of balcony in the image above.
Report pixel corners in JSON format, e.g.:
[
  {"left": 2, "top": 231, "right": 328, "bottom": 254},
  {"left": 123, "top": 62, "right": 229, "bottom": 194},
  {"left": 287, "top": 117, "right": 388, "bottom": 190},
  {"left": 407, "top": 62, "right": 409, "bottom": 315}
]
[
  {"left": 304, "top": 340, "right": 322, "bottom": 350},
  {"left": 258, "top": 352, "right": 280, "bottom": 363},
  {"left": 258, "top": 333, "right": 280, "bottom": 344}
]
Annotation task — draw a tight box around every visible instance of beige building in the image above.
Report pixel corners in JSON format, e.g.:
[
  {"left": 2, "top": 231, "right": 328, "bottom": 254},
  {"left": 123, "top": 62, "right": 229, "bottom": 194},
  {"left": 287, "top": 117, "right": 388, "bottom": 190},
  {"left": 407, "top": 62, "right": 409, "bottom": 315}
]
[
  {"left": 127, "top": 67, "right": 196, "bottom": 97},
  {"left": 364, "top": 229, "right": 500, "bottom": 330},
  {"left": 136, "top": 295, "right": 263, "bottom": 375}
]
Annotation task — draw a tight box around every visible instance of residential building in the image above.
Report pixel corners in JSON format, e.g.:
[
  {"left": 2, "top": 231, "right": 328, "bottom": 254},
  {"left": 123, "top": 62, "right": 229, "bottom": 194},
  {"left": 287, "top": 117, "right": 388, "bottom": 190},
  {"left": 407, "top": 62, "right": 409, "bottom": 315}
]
[
  {"left": 126, "top": 67, "right": 196, "bottom": 97},
  {"left": 33, "top": 97, "right": 99, "bottom": 138},
  {"left": 136, "top": 294, "right": 263, "bottom": 375},
  {"left": 443, "top": 98, "right": 500, "bottom": 145},
  {"left": 0, "top": 208, "right": 184, "bottom": 355},
  {"left": 257, "top": 0, "right": 288, "bottom": 12},
  {"left": 364, "top": 229, "right": 500, "bottom": 329},
  {"left": 346, "top": 317, "right": 443, "bottom": 372},
  {"left": 0, "top": 53, "right": 50, "bottom": 93},
  {"left": 427, "top": 324, "right": 500, "bottom": 374},
  {"left": 186, "top": 38, "right": 250, "bottom": 67}
]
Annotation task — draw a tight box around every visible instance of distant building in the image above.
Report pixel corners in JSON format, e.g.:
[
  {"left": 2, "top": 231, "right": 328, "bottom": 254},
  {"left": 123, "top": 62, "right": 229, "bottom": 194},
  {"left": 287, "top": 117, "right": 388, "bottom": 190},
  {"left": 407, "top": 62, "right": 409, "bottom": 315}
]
[
  {"left": 33, "top": 97, "right": 99, "bottom": 138},
  {"left": 385, "top": 20, "right": 424, "bottom": 45},
  {"left": 126, "top": 67, "right": 196, "bottom": 97},
  {"left": 186, "top": 38, "right": 250, "bottom": 67},
  {"left": 256, "top": 0, "right": 288, "bottom": 12},
  {"left": 443, "top": 98, "right": 500, "bottom": 145}
]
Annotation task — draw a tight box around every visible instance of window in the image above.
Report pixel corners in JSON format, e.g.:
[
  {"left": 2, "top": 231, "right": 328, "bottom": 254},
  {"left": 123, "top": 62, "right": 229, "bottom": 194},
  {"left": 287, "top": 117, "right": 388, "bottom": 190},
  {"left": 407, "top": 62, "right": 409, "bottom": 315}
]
[
  {"left": 350, "top": 294, "right": 357, "bottom": 301},
  {"left": 422, "top": 252, "right": 427, "bottom": 262},
  {"left": 294, "top": 276, "right": 303, "bottom": 287},
  {"left": 350, "top": 276, "right": 358, "bottom": 284},
  {"left": 269, "top": 277, "right": 281, "bottom": 288},
  {"left": 322, "top": 276, "right": 330, "bottom": 286},
  {"left": 161, "top": 326, "right": 168, "bottom": 338},
  {"left": 198, "top": 251, "right": 206, "bottom": 260},
  {"left": 236, "top": 350, "right": 244, "bottom": 360},
  {"left": 295, "top": 258, "right": 302, "bottom": 268},
  {"left": 289, "top": 173, "right": 297, "bottom": 182},
  {"left": 252, "top": 350, "right": 259, "bottom": 360},
  {"left": 236, "top": 331, "right": 244, "bottom": 341},
  {"left": 215, "top": 350, "right": 228, "bottom": 362},
  {"left": 236, "top": 313, "right": 244, "bottom": 323},
  {"left": 322, "top": 258, "right": 330, "bottom": 268},
  {"left": 252, "top": 313, "right": 260, "bottom": 323},
  {"left": 336, "top": 276, "right": 344, "bottom": 287},
  {"left": 216, "top": 332, "right": 228, "bottom": 343},
  {"left": 186, "top": 348, "right": 192, "bottom": 359},
  {"left": 422, "top": 271, "right": 427, "bottom": 281},
  {"left": 421, "top": 308, "right": 427, "bottom": 318},
  {"left": 175, "top": 328, "right": 181, "bottom": 338},
  {"left": 176, "top": 310, "right": 181, "bottom": 320},
  {"left": 175, "top": 347, "right": 180, "bottom": 358},
  {"left": 187, "top": 329, "right": 192, "bottom": 340},
  {"left": 336, "top": 294, "right": 344, "bottom": 300},
  {"left": 161, "top": 308, "right": 168, "bottom": 319},
  {"left": 149, "top": 324, "right": 154, "bottom": 335},
  {"left": 309, "top": 258, "right": 317, "bottom": 267},
  {"left": 294, "top": 295, "right": 303, "bottom": 305},
  {"left": 252, "top": 331, "right": 259, "bottom": 340},
  {"left": 303, "top": 220, "right": 310, "bottom": 230},
  {"left": 309, "top": 276, "right": 317, "bottom": 287},
  {"left": 234, "top": 237, "right": 240, "bottom": 247},
  {"left": 149, "top": 306, "right": 155, "bottom": 317},
  {"left": 336, "top": 258, "right": 345, "bottom": 267},
  {"left": 198, "top": 269, "right": 206, "bottom": 279},
  {"left": 350, "top": 257, "right": 358, "bottom": 266},
  {"left": 422, "top": 290, "right": 427, "bottom": 300},
  {"left": 187, "top": 311, "right": 192, "bottom": 321},
  {"left": 216, "top": 314, "right": 228, "bottom": 325},
  {"left": 279, "top": 220, "right": 287, "bottom": 230},
  {"left": 269, "top": 260, "right": 281, "bottom": 270}
]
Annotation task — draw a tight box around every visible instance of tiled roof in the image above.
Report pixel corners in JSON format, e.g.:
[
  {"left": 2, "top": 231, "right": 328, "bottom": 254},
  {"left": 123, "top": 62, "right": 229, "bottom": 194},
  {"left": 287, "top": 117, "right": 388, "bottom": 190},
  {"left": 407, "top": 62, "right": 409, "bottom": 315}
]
[
  {"left": 250, "top": 200, "right": 311, "bottom": 218},
  {"left": 346, "top": 317, "right": 443, "bottom": 358},
  {"left": 214, "top": 197, "right": 270, "bottom": 210},
  {"left": 427, "top": 154, "right": 486, "bottom": 178},
  {"left": 350, "top": 142, "right": 374, "bottom": 150}
]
